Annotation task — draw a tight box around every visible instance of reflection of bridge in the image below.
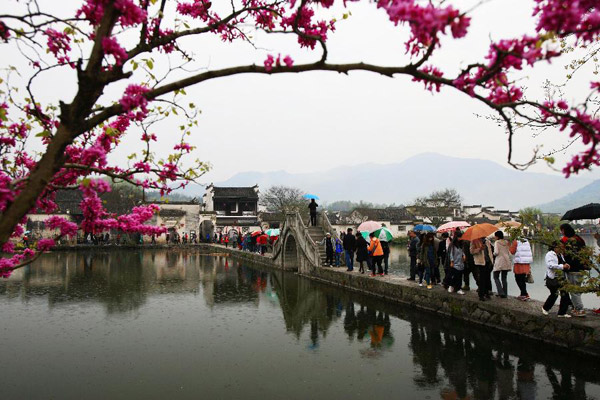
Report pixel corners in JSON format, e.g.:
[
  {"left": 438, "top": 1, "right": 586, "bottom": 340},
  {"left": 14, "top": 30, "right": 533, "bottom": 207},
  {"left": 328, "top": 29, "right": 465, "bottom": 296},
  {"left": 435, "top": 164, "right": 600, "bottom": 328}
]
[{"left": 272, "top": 212, "right": 339, "bottom": 273}]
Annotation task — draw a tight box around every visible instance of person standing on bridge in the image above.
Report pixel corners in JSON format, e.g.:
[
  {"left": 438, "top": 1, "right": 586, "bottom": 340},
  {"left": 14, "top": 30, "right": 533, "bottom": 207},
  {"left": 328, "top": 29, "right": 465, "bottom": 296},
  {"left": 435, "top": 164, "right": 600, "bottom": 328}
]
[
  {"left": 343, "top": 228, "right": 356, "bottom": 271},
  {"left": 308, "top": 199, "right": 318, "bottom": 226}
]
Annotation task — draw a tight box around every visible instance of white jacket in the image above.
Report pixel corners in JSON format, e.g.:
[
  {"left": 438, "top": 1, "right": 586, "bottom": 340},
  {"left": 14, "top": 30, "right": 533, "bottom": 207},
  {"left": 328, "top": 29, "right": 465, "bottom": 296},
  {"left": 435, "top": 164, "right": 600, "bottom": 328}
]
[
  {"left": 544, "top": 250, "right": 565, "bottom": 279},
  {"left": 513, "top": 240, "right": 533, "bottom": 264}
]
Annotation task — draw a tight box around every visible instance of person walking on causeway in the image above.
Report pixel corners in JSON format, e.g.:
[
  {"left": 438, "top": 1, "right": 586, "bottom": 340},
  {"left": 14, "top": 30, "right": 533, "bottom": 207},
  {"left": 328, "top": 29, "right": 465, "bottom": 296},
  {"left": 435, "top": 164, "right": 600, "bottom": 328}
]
[
  {"left": 510, "top": 237, "right": 533, "bottom": 301},
  {"left": 368, "top": 232, "right": 384, "bottom": 277},
  {"left": 356, "top": 232, "right": 369, "bottom": 274},
  {"left": 418, "top": 232, "right": 437, "bottom": 289},
  {"left": 493, "top": 231, "right": 511, "bottom": 298},
  {"left": 542, "top": 241, "right": 572, "bottom": 318},
  {"left": 343, "top": 228, "right": 356, "bottom": 272}
]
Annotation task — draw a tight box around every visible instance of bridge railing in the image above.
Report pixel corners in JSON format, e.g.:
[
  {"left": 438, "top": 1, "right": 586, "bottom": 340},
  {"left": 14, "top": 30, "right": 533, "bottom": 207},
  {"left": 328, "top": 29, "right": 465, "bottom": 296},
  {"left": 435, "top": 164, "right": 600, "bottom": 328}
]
[{"left": 275, "top": 211, "right": 320, "bottom": 269}]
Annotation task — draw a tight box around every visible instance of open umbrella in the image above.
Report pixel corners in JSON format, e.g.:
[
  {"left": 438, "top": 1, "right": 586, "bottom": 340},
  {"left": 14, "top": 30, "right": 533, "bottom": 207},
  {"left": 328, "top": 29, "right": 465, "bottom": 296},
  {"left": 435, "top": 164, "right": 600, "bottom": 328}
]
[
  {"left": 265, "top": 228, "right": 280, "bottom": 237},
  {"left": 437, "top": 221, "right": 470, "bottom": 233},
  {"left": 373, "top": 227, "right": 393, "bottom": 242},
  {"left": 414, "top": 224, "right": 436, "bottom": 233},
  {"left": 251, "top": 231, "right": 262, "bottom": 237},
  {"left": 561, "top": 203, "right": 600, "bottom": 221},
  {"left": 461, "top": 223, "right": 498, "bottom": 241},
  {"left": 304, "top": 194, "right": 320, "bottom": 200},
  {"left": 357, "top": 220, "right": 382, "bottom": 233}
]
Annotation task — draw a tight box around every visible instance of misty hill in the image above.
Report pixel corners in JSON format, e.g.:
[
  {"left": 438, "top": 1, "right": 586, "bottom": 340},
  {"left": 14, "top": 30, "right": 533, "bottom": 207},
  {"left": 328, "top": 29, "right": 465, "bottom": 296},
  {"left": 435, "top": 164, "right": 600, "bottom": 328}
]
[
  {"left": 183, "top": 153, "right": 591, "bottom": 210},
  {"left": 537, "top": 179, "right": 600, "bottom": 214}
]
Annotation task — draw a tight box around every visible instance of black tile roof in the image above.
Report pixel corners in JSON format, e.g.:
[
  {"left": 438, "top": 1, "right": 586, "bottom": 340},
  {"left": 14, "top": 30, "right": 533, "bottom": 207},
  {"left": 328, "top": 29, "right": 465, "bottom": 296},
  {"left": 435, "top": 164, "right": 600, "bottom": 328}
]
[{"left": 212, "top": 186, "right": 258, "bottom": 199}]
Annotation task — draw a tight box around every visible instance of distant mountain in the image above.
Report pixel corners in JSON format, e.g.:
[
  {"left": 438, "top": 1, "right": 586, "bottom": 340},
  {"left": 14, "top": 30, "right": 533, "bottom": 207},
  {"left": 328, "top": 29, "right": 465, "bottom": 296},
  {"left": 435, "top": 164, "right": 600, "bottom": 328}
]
[
  {"left": 181, "top": 153, "right": 592, "bottom": 211},
  {"left": 537, "top": 179, "right": 600, "bottom": 214}
]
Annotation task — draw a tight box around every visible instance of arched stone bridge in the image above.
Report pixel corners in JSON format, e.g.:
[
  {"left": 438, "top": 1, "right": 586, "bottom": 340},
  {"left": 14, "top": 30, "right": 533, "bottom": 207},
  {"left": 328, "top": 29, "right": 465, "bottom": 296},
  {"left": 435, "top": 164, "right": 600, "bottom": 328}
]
[{"left": 272, "top": 212, "right": 339, "bottom": 274}]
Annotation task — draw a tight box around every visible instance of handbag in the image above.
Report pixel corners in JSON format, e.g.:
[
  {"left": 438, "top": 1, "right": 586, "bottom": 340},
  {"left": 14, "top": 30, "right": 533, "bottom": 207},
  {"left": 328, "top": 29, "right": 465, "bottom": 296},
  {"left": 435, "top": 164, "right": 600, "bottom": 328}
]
[
  {"left": 545, "top": 276, "right": 559, "bottom": 290},
  {"left": 526, "top": 273, "right": 534, "bottom": 284}
]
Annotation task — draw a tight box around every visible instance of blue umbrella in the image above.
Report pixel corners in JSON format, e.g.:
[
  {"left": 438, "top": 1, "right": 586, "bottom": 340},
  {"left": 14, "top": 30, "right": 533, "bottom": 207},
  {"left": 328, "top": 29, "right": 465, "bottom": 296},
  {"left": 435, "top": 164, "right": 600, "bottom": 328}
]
[
  {"left": 304, "top": 194, "right": 320, "bottom": 200},
  {"left": 414, "top": 224, "right": 437, "bottom": 232}
]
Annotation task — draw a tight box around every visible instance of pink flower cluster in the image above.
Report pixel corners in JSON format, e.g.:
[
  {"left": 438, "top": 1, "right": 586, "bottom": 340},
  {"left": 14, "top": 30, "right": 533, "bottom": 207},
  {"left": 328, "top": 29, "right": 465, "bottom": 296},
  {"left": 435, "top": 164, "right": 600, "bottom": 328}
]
[
  {"left": 453, "top": 36, "right": 559, "bottom": 104},
  {"left": 119, "top": 84, "right": 150, "bottom": 115},
  {"left": 534, "top": 0, "right": 600, "bottom": 43},
  {"left": 174, "top": 142, "right": 193, "bottom": 153},
  {"left": 377, "top": 0, "right": 470, "bottom": 56},
  {"left": 78, "top": 0, "right": 147, "bottom": 27},
  {"left": 177, "top": 0, "right": 213, "bottom": 21},
  {"left": 281, "top": 6, "right": 335, "bottom": 50},
  {"left": 114, "top": 0, "right": 147, "bottom": 27},
  {"left": 0, "top": 20, "right": 10, "bottom": 41},
  {"left": 45, "top": 28, "right": 72, "bottom": 64},
  {"left": 413, "top": 66, "right": 444, "bottom": 92},
  {"left": 102, "top": 37, "right": 128, "bottom": 66},
  {"left": 0, "top": 249, "right": 35, "bottom": 278},
  {"left": 45, "top": 216, "right": 78, "bottom": 237},
  {"left": 264, "top": 54, "right": 294, "bottom": 72}
]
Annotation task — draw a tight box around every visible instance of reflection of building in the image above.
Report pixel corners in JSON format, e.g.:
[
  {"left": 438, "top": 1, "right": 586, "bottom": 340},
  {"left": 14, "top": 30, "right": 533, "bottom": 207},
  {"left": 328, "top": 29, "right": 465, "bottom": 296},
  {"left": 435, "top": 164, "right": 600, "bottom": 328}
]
[{"left": 202, "top": 185, "right": 261, "bottom": 231}]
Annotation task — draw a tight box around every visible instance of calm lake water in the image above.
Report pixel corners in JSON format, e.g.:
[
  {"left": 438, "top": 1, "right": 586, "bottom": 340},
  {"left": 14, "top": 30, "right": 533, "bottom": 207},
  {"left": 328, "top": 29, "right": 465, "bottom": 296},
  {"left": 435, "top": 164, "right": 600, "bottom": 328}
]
[
  {"left": 1, "top": 249, "right": 599, "bottom": 400},
  {"left": 386, "top": 237, "right": 600, "bottom": 309}
]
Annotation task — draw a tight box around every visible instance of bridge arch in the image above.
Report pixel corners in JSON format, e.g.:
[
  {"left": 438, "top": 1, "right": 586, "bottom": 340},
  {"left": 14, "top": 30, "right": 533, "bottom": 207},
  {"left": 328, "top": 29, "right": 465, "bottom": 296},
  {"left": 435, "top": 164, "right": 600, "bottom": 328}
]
[{"left": 282, "top": 233, "right": 299, "bottom": 271}]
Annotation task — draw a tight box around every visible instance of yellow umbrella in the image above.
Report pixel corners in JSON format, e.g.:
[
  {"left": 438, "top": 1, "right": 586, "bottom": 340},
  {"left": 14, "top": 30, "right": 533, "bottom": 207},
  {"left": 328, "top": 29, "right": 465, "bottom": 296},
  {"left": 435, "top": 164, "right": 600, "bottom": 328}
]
[{"left": 461, "top": 223, "right": 498, "bottom": 241}]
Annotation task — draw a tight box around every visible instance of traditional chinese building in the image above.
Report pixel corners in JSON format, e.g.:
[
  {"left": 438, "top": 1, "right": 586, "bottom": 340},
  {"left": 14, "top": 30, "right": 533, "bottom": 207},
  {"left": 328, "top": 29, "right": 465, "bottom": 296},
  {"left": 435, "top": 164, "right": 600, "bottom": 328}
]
[{"left": 202, "top": 184, "right": 260, "bottom": 231}]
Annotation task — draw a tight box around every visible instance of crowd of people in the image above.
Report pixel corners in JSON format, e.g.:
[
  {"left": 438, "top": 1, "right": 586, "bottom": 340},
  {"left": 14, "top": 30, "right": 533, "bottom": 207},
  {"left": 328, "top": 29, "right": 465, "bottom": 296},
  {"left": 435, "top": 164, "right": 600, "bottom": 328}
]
[
  {"left": 321, "top": 222, "right": 598, "bottom": 318},
  {"left": 211, "top": 230, "right": 275, "bottom": 256}
]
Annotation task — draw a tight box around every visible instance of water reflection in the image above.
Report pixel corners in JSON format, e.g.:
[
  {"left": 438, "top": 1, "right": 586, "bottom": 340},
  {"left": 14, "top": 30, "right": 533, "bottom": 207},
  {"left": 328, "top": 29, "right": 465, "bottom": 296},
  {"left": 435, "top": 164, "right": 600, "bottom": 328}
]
[{"left": 0, "top": 250, "right": 598, "bottom": 400}]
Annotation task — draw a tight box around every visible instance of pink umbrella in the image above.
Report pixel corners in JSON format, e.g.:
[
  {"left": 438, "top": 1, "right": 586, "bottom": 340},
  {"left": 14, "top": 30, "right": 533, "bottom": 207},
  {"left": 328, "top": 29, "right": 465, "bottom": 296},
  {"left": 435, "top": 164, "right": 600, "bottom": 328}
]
[
  {"left": 437, "top": 221, "right": 471, "bottom": 233},
  {"left": 357, "top": 220, "right": 382, "bottom": 233}
]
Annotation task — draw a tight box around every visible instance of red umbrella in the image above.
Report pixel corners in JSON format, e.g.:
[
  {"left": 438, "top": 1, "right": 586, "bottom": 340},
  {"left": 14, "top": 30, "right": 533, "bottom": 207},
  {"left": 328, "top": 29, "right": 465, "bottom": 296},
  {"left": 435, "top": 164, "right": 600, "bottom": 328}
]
[{"left": 251, "top": 231, "right": 262, "bottom": 237}]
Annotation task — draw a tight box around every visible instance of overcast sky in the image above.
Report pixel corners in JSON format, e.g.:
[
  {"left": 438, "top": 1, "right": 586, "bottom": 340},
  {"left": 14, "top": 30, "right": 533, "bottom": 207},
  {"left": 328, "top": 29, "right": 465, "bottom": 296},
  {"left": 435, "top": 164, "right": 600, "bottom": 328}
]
[{"left": 7, "top": 0, "right": 599, "bottom": 185}]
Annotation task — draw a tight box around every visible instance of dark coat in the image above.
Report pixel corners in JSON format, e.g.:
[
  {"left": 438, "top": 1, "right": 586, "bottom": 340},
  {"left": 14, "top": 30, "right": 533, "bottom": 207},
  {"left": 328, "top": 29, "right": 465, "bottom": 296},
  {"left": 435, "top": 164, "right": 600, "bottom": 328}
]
[
  {"left": 343, "top": 234, "right": 357, "bottom": 252},
  {"left": 419, "top": 240, "right": 438, "bottom": 268},
  {"left": 408, "top": 236, "right": 420, "bottom": 257},
  {"left": 356, "top": 235, "right": 369, "bottom": 262}
]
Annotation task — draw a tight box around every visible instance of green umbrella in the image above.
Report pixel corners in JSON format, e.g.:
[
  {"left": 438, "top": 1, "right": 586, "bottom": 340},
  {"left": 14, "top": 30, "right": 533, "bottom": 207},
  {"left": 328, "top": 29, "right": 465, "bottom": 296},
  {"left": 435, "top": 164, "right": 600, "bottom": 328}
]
[
  {"left": 360, "top": 231, "right": 370, "bottom": 240},
  {"left": 373, "top": 227, "right": 393, "bottom": 242},
  {"left": 265, "top": 228, "right": 280, "bottom": 237}
]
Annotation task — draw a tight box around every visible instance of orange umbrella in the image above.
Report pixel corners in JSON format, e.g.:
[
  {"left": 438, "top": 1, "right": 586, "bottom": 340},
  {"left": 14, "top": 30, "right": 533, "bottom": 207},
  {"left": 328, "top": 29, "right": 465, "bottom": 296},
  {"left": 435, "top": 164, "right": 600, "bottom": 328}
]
[{"left": 461, "top": 223, "right": 498, "bottom": 241}]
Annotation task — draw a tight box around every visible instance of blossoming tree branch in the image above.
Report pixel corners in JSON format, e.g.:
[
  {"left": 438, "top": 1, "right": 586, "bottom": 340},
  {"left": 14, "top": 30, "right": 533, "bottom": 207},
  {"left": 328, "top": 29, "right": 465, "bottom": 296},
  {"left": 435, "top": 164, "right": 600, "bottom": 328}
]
[{"left": 0, "top": 0, "right": 599, "bottom": 275}]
